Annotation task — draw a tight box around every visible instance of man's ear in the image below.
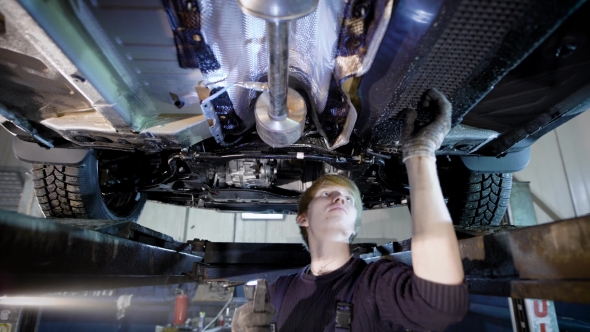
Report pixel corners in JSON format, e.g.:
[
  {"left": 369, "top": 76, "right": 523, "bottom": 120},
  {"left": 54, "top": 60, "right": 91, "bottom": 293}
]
[{"left": 296, "top": 214, "right": 308, "bottom": 227}]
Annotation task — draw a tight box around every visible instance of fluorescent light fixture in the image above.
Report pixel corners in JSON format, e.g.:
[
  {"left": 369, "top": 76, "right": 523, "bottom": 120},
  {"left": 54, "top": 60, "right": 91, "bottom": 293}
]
[{"left": 241, "top": 213, "right": 284, "bottom": 220}]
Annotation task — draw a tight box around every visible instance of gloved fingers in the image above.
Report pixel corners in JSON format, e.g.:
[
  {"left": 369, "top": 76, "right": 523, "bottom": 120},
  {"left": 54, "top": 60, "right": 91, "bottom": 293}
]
[
  {"left": 232, "top": 305, "right": 245, "bottom": 332},
  {"left": 426, "top": 88, "right": 452, "bottom": 130},
  {"left": 401, "top": 136, "right": 438, "bottom": 161},
  {"left": 415, "top": 89, "right": 451, "bottom": 142},
  {"left": 243, "top": 301, "right": 276, "bottom": 316},
  {"left": 244, "top": 328, "right": 273, "bottom": 332},
  {"left": 402, "top": 108, "right": 417, "bottom": 142},
  {"left": 231, "top": 323, "right": 245, "bottom": 332},
  {"left": 237, "top": 304, "right": 276, "bottom": 327},
  {"left": 425, "top": 88, "right": 448, "bottom": 106}
]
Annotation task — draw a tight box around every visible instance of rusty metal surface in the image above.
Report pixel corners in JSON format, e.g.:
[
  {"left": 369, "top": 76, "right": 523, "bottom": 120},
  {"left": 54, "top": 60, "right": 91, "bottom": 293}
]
[
  {"left": 364, "top": 216, "right": 590, "bottom": 302},
  {"left": 465, "top": 278, "right": 512, "bottom": 297},
  {"left": 509, "top": 217, "right": 590, "bottom": 279},
  {"left": 2, "top": 209, "right": 589, "bottom": 302},
  {"left": 455, "top": 216, "right": 590, "bottom": 280},
  {"left": 459, "top": 232, "right": 518, "bottom": 279},
  {"left": 511, "top": 281, "right": 590, "bottom": 304}
]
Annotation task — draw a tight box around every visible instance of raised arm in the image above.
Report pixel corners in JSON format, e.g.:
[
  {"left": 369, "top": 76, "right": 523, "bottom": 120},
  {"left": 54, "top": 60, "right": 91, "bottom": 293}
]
[{"left": 402, "top": 89, "right": 464, "bottom": 285}]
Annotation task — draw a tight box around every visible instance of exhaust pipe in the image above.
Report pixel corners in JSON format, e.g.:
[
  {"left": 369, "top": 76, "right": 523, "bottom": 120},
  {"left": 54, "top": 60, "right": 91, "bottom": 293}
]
[{"left": 238, "top": 0, "right": 317, "bottom": 147}]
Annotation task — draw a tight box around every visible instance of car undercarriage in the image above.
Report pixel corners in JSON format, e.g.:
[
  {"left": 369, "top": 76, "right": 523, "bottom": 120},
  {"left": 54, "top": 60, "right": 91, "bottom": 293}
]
[{"left": 1, "top": 0, "right": 589, "bottom": 226}]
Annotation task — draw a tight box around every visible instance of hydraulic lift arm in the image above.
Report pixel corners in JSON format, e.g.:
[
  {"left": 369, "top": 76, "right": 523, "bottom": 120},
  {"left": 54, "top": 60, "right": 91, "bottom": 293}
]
[{"left": 1, "top": 209, "right": 589, "bottom": 303}]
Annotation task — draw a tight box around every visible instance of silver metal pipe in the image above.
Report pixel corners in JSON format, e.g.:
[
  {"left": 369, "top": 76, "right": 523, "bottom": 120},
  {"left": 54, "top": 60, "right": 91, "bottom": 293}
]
[{"left": 267, "top": 21, "right": 289, "bottom": 121}]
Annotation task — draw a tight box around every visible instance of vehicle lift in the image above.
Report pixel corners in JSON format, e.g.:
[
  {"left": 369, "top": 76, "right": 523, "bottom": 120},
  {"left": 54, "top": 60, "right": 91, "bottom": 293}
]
[{"left": 1, "top": 209, "right": 589, "bottom": 328}]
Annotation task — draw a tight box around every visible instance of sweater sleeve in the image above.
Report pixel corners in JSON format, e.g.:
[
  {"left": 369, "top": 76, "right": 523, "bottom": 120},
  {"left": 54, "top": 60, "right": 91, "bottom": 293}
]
[{"left": 366, "top": 259, "right": 469, "bottom": 331}]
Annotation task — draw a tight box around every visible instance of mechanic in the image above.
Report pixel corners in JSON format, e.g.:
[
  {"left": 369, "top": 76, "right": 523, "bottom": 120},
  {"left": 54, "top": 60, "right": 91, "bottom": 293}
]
[{"left": 232, "top": 89, "right": 469, "bottom": 331}]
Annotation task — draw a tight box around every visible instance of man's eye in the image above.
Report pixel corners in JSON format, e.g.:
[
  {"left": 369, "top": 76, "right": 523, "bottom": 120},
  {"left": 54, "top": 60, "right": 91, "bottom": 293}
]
[
  {"left": 346, "top": 197, "right": 352, "bottom": 202},
  {"left": 321, "top": 191, "right": 329, "bottom": 196}
]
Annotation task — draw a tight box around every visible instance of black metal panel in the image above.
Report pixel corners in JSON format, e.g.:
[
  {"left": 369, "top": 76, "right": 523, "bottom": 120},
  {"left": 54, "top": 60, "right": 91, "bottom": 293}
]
[
  {"left": 203, "top": 243, "right": 310, "bottom": 266},
  {"left": 3, "top": 275, "right": 193, "bottom": 295},
  {"left": 161, "top": 0, "right": 220, "bottom": 72},
  {"left": 203, "top": 267, "right": 303, "bottom": 283},
  {"left": 356, "top": 0, "right": 585, "bottom": 148},
  {"left": 0, "top": 209, "right": 202, "bottom": 294},
  {"left": 2, "top": 209, "right": 589, "bottom": 302},
  {"left": 54, "top": 219, "right": 195, "bottom": 253},
  {"left": 464, "top": 2, "right": 590, "bottom": 134},
  {"left": 319, "top": 77, "right": 351, "bottom": 146},
  {"left": 480, "top": 83, "right": 590, "bottom": 155}
]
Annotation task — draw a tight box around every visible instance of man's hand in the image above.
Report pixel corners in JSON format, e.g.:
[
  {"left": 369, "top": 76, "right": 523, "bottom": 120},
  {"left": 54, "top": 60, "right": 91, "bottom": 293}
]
[
  {"left": 232, "top": 279, "right": 276, "bottom": 332},
  {"left": 402, "top": 89, "right": 463, "bottom": 285},
  {"left": 231, "top": 300, "right": 276, "bottom": 332},
  {"left": 402, "top": 88, "right": 452, "bottom": 162}
]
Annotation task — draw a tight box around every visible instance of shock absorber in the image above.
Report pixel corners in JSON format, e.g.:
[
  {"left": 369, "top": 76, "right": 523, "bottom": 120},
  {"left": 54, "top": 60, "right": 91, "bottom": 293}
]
[{"left": 238, "top": 0, "right": 318, "bottom": 147}]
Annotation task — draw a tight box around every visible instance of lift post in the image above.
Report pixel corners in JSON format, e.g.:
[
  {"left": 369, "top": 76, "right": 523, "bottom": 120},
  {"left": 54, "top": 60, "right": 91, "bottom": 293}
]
[{"left": 1, "top": 210, "right": 589, "bottom": 303}]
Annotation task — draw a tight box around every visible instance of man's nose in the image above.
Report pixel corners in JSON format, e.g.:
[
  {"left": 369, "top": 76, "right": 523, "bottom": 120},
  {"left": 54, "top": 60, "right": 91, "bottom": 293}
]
[{"left": 332, "top": 192, "right": 346, "bottom": 204}]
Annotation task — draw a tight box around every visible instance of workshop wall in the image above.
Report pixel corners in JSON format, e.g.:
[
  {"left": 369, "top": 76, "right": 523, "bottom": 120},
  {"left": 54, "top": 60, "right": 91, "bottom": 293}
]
[
  {"left": 0, "top": 128, "right": 43, "bottom": 217},
  {"left": 514, "top": 110, "right": 590, "bottom": 223},
  {"left": 553, "top": 111, "right": 590, "bottom": 216},
  {"left": 137, "top": 201, "right": 413, "bottom": 245}
]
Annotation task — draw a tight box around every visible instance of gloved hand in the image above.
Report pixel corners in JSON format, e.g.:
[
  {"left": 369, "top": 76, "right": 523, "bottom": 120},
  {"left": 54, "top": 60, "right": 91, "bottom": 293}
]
[
  {"left": 401, "top": 88, "right": 452, "bottom": 162},
  {"left": 231, "top": 300, "right": 276, "bottom": 332}
]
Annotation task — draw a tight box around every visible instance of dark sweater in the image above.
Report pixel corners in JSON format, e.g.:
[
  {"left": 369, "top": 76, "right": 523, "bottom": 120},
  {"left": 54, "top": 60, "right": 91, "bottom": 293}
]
[{"left": 269, "top": 257, "right": 469, "bottom": 331}]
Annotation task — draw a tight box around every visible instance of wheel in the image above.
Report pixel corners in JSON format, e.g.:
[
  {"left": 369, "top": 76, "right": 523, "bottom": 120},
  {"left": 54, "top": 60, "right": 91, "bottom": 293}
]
[
  {"left": 32, "top": 152, "right": 147, "bottom": 221},
  {"left": 446, "top": 163, "right": 513, "bottom": 226}
]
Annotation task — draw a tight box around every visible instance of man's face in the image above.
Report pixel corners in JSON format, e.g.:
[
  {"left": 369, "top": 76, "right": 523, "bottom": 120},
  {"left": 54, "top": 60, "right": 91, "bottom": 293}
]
[{"left": 297, "top": 184, "right": 357, "bottom": 242}]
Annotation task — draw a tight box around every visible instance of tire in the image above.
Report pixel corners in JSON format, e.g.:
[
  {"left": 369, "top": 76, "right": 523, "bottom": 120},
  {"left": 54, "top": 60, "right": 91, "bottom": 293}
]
[
  {"left": 447, "top": 166, "right": 513, "bottom": 226},
  {"left": 31, "top": 152, "right": 146, "bottom": 221}
]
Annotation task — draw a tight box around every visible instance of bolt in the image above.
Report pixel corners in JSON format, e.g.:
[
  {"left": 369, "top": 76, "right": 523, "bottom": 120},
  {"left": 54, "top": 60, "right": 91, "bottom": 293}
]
[
  {"left": 555, "top": 43, "right": 577, "bottom": 58},
  {"left": 179, "top": 167, "right": 185, "bottom": 173},
  {"left": 71, "top": 74, "right": 86, "bottom": 83},
  {"left": 174, "top": 100, "right": 185, "bottom": 109},
  {"left": 192, "top": 34, "right": 202, "bottom": 42}
]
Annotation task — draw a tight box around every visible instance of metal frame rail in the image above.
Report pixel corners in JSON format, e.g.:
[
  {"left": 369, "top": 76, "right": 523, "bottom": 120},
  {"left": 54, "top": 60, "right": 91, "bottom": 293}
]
[{"left": 1, "top": 210, "right": 589, "bottom": 303}]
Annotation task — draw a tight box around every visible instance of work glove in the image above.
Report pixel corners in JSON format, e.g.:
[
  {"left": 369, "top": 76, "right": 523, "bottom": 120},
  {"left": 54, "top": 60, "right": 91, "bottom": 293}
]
[
  {"left": 231, "top": 300, "right": 276, "bottom": 332},
  {"left": 232, "top": 279, "right": 276, "bottom": 332},
  {"left": 401, "top": 88, "right": 452, "bottom": 162}
]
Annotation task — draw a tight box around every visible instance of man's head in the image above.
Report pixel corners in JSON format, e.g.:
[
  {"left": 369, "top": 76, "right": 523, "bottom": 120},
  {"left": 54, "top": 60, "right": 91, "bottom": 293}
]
[{"left": 296, "top": 174, "right": 363, "bottom": 250}]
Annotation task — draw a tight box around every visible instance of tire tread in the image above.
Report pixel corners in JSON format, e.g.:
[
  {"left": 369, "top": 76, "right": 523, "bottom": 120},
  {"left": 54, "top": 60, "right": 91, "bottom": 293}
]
[
  {"left": 451, "top": 172, "right": 512, "bottom": 226},
  {"left": 31, "top": 165, "right": 90, "bottom": 219}
]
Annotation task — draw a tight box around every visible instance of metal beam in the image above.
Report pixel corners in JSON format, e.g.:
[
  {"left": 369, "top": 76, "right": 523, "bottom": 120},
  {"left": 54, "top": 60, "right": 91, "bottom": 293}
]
[
  {"left": 372, "top": 216, "right": 590, "bottom": 302},
  {"left": 0, "top": 210, "right": 202, "bottom": 295},
  {"left": 2, "top": 210, "right": 589, "bottom": 303}
]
